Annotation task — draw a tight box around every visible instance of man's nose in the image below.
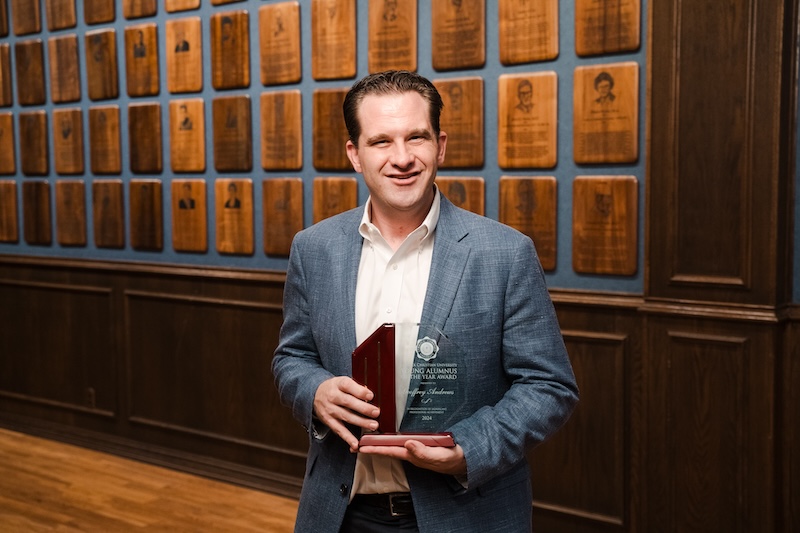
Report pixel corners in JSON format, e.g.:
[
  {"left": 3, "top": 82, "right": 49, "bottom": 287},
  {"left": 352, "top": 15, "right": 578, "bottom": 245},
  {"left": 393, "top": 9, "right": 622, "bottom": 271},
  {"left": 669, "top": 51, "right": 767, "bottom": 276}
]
[{"left": 390, "top": 143, "right": 414, "bottom": 168}]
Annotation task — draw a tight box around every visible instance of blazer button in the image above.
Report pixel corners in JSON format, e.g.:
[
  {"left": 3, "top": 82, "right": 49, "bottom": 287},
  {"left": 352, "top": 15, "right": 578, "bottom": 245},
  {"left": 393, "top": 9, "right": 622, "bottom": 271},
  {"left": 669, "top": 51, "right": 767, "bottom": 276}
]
[{"left": 339, "top": 484, "right": 349, "bottom": 496}]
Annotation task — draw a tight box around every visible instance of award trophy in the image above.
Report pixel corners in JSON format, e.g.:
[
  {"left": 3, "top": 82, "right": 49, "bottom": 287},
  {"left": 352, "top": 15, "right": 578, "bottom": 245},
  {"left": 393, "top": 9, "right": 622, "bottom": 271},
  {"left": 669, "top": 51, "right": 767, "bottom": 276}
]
[{"left": 352, "top": 323, "right": 466, "bottom": 448}]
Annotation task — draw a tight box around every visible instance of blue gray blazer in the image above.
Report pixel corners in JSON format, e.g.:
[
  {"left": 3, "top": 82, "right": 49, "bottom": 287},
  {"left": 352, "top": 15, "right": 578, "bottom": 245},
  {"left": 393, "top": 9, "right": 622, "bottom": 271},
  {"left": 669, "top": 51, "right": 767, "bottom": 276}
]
[{"left": 273, "top": 195, "right": 578, "bottom": 532}]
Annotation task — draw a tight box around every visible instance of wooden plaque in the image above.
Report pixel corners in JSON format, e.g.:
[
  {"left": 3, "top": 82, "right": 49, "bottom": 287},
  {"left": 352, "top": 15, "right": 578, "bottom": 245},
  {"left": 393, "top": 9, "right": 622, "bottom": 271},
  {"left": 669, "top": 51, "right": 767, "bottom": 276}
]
[
  {"left": 129, "top": 103, "right": 162, "bottom": 173},
  {"left": 123, "top": 0, "right": 157, "bottom": 19},
  {"left": 166, "top": 0, "right": 200, "bottom": 12},
  {"left": 23, "top": 181, "right": 51, "bottom": 245},
  {"left": 19, "top": 111, "right": 48, "bottom": 176},
  {"left": 84, "top": 0, "right": 115, "bottom": 25},
  {"left": 169, "top": 98, "right": 205, "bottom": 173},
  {"left": 263, "top": 177, "right": 303, "bottom": 256},
  {"left": 53, "top": 107, "right": 84, "bottom": 175},
  {"left": 211, "top": 0, "right": 245, "bottom": 4},
  {"left": 576, "top": 0, "right": 640, "bottom": 56},
  {"left": 15, "top": 40, "right": 46, "bottom": 106},
  {"left": 125, "top": 24, "right": 160, "bottom": 97},
  {"left": 311, "top": 0, "right": 356, "bottom": 80},
  {"left": 498, "top": 72, "right": 558, "bottom": 169},
  {"left": 259, "top": 2, "right": 302, "bottom": 86},
  {"left": 431, "top": 0, "right": 485, "bottom": 71},
  {"left": 498, "top": 176, "right": 557, "bottom": 271},
  {"left": 573, "top": 62, "right": 639, "bottom": 164},
  {"left": 11, "top": 0, "right": 41, "bottom": 35},
  {"left": 212, "top": 95, "right": 252, "bottom": 171},
  {"left": 312, "top": 176, "right": 357, "bottom": 223},
  {"left": 435, "top": 176, "right": 484, "bottom": 215},
  {"left": 85, "top": 29, "right": 119, "bottom": 101},
  {"left": 313, "top": 88, "right": 350, "bottom": 171},
  {"left": 129, "top": 179, "right": 162, "bottom": 250},
  {"left": 215, "top": 178, "right": 254, "bottom": 255},
  {"left": 210, "top": 10, "right": 250, "bottom": 90},
  {"left": 261, "top": 90, "right": 302, "bottom": 170},
  {"left": 0, "top": 113, "right": 15, "bottom": 174},
  {"left": 433, "top": 77, "right": 484, "bottom": 168},
  {"left": 55, "top": 179, "right": 86, "bottom": 246},
  {"left": 0, "top": 44, "right": 12, "bottom": 106},
  {"left": 48, "top": 34, "right": 81, "bottom": 103},
  {"left": 368, "top": 0, "right": 416, "bottom": 73},
  {"left": 171, "top": 179, "right": 207, "bottom": 252},
  {"left": 45, "top": 0, "right": 77, "bottom": 31},
  {"left": 0, "top": 180, "right": 18, "bottom": 242},
  {"left": 498, "top": 0, "right": 558, "bottom": 65},
  {"left": 0, "top": 0, "right": 7, "bottom": 37},
  {"left": 166, "top": 17, "right": 203, "bottom": 93},
  {"left": 92, "top": 179, "right": 124, "bottom": 248},
  {"left": 572, "top": 175, "right": 638, "bottom": 275},
  {"left": 89, "top": 106, "right": 121, "bottom": 174}
]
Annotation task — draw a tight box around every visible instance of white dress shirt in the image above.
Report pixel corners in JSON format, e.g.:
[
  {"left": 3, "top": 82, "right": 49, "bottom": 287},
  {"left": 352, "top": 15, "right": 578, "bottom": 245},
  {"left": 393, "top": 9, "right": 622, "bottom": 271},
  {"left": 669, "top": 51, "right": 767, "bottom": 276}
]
[{"left": 351, "top": 190, "right": 440, "bottom": 496}]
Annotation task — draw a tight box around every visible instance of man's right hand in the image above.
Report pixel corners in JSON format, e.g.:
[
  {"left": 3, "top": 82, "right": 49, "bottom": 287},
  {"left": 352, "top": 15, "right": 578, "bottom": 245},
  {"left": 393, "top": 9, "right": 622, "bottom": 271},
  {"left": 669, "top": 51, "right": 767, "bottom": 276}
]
[{"left": 314, "top": 376, "right": 380, "bottom": 452}]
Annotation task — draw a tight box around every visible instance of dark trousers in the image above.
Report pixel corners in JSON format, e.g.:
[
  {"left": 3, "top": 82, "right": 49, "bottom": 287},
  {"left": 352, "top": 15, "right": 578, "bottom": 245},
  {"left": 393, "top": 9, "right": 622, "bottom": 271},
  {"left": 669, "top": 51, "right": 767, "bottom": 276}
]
[{"left": 339, "top": 494, "right": 420, "bottom": 533}]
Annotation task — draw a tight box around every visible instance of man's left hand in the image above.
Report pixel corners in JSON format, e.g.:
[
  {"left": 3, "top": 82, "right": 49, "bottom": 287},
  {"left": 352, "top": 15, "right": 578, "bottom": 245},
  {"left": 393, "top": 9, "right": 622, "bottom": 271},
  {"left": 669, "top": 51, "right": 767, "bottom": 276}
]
[{"left": 358, "top": 441, "right": 467, "bottom": 477}]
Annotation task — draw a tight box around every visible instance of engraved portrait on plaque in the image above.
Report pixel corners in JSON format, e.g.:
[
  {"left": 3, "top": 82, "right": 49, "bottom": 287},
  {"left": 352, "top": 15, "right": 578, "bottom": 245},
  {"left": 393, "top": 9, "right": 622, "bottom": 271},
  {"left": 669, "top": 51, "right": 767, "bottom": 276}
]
[
  {"left": 498, "top": 176, "right": 557, "bottom": 271},
  {"left": 573, "top": 62, "right": 639, "bottom": 164},
  {"left": 169, "top": 98, "right": 205, "bottom": 173},
  {"left": 171, "top": 179, "right": 207, "bottom": 252},
  {"left": 498, "top": 0, "right": 558, "bottom": 65},
  {"left": 576, "top": 0, "right": 641, "bottom": 56},
  {"left": 498, "top": 72, "right": 557, "bottom": 169},
  {"left": 53, "top": 108, "right": 84, "bottom": 175},
  {"left": 434, "top": 77, "right": 483, "bottom": 169},
  {"left": 215, "top": 178, "right": 254, "bottom": 255},
  {"left": 261, "top": 90, "right": 303, "bottom": 171},
  {"left": 311, "top": 0, "right": 356, "bottom": 80},
  {"left": 211, "top": 11, "right": 250, "bottom": 90},
  {"left": 368, "top": 0, "right": 417, "bottom": 73},
  {"left": 259, "top": 2, "right": 301, "bottom": 86},
  {"left": 572, "top": 175, "right": 638, "bottom": 275},
  {"left": 166, "top": 17, "right": 203, "bottom": 93},
  {"left": 431, "top": 0, "right": 485, "bottom": 71}
]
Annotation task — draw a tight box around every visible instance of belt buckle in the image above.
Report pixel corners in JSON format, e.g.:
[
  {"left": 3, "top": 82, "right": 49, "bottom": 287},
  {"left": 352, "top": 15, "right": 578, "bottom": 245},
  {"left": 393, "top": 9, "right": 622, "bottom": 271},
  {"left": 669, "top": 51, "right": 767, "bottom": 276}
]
[{"left": 388, "top": 493, "right": 410, "bottom": 517}]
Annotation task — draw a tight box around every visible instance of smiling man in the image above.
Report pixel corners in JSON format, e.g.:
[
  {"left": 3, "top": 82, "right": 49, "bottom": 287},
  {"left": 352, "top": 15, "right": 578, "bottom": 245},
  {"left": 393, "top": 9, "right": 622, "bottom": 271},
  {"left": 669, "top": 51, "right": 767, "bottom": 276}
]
[{"left": 272, "top": 70, "right": 578, "bottom": 533}]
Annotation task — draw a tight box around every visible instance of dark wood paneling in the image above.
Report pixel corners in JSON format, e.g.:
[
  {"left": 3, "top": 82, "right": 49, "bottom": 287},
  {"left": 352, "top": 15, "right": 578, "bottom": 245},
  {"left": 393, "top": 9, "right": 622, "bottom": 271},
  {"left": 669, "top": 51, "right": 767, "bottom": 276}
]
[
  {"left": 0, "top": 280, "right": 115, "bottom": 415},
  {"left": 647, "top": 0, "right": 793, "bottom": 306},
  {"left": 783, "top": 307, "right": 800, "bottom": 533},
  {"left": 0, "top": 256, "right": 306, "bottom": 497},
  {"left": 533, "top": 292, "right": 643, "bottom": 533},
  {"left": 643, "top": 316, "right": 775, "bottom": 532}
]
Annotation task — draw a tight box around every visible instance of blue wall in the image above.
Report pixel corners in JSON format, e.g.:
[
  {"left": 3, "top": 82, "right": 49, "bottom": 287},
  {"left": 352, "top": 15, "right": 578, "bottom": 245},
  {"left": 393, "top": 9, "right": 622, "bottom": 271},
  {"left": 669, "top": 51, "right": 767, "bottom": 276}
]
[{"left": 0, "top": 0, "right": 648, "bottom": 293}]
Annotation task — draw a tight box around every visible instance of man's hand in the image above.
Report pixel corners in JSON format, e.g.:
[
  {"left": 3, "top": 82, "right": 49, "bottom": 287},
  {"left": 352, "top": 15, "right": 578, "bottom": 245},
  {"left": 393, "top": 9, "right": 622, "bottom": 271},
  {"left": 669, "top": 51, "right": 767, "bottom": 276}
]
[
  {"left": 314, "top": 376, "right": 380, "bottom": 452},
  {"left": 359, "top": 441, "right": 467, "bottom": 477}
]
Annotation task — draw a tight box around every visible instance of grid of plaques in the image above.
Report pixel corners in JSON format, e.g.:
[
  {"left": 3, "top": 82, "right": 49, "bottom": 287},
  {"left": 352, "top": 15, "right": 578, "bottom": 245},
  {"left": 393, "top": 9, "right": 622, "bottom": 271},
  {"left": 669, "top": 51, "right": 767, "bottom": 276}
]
[{"left": 0, "top": 0, "right": 643, "bottom": 276}]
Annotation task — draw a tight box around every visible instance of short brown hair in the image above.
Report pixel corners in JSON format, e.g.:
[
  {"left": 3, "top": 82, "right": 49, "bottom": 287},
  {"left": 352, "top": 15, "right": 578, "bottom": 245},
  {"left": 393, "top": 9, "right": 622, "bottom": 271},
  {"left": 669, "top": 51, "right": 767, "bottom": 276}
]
[{"left": 342, "top": 70, "right": 444, "bottom": 144}]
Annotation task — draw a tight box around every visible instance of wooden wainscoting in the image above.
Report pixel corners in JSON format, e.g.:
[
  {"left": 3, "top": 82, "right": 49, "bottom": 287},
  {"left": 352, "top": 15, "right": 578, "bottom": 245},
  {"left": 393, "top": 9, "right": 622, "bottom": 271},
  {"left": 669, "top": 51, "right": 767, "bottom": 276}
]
[{"left": 0, "top": 255, "right": 307, "bottom": 498}]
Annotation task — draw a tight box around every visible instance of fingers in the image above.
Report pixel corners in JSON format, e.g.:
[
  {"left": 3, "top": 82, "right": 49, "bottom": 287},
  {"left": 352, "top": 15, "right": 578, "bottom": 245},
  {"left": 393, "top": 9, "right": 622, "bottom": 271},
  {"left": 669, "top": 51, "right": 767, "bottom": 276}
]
[
  {"left": 359, "top": 442, "right": 467, "bottom": 476},
  {"left": 314, "top": 376, "right": 380, "bottom": 451}
]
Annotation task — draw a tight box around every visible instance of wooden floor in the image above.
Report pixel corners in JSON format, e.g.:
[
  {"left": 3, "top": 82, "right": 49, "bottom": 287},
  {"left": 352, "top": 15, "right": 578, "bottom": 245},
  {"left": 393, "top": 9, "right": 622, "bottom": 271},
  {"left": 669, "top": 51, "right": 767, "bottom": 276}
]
[{"left": 0, "top": 428, "right": 299, "bottom": 532}]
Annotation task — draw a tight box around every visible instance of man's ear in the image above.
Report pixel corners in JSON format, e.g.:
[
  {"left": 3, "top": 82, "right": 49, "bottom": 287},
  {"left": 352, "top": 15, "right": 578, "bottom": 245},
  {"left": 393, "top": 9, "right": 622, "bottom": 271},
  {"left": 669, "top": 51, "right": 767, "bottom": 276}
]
[
  {"left": 346, "top": 140, "right": 362, "bottom": 173},
  {"left": 437, "top": 131, "right": 448, "bottom": 165}
]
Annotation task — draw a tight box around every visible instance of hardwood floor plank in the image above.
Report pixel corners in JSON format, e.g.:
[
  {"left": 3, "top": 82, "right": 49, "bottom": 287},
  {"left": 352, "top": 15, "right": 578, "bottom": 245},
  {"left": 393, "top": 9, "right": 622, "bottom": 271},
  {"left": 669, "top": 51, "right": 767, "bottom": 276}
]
[{"left": 0, "top": 428, "right": 298, "bottom": 532}]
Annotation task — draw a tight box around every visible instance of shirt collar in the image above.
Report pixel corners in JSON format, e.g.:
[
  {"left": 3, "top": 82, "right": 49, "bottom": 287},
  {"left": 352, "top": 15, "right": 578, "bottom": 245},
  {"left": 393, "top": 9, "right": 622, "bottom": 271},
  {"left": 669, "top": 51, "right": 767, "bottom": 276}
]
[{"left": 359, "top": 186, "right": 441, "bottom": 244}]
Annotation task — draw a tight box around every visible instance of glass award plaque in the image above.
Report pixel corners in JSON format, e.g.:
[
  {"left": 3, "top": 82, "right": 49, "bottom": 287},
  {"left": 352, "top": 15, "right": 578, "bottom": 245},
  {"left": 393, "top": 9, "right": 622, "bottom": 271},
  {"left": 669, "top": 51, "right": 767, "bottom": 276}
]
[{"left": 352, "top": 323, "right": 466, "bottom": 448}]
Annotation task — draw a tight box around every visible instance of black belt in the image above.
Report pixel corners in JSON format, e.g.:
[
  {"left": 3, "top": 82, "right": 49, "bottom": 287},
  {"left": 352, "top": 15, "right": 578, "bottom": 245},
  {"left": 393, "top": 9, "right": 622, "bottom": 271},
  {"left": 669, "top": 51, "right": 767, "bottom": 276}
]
[{"left": 351, "top": 492, "right": 415, "bottom": 517}]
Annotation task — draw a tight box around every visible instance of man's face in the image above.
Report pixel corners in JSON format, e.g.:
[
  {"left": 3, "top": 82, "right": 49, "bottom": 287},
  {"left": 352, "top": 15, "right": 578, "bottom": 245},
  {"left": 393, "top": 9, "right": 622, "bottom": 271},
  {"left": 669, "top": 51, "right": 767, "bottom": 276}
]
[
  {"left": 597, "top": 80, "right": 612, "bottom": 97},
  {"left": 346, "top": 92, "right": 447, "bottom": 224}
]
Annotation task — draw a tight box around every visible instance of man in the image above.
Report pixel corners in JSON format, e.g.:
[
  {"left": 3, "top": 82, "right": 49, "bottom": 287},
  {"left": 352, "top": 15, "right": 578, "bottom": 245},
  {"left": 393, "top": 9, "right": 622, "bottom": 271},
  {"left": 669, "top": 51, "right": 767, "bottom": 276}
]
[{"left": 272, "top": 70, "right": 578, "bottom": 532}]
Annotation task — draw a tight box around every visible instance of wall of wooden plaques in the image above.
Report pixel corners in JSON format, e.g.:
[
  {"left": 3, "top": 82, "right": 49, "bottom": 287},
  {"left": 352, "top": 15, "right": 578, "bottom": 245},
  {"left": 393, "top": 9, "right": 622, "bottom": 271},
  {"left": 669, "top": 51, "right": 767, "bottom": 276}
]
[{"left": 0, "top": 0, "right": 645, "bottom": 280}]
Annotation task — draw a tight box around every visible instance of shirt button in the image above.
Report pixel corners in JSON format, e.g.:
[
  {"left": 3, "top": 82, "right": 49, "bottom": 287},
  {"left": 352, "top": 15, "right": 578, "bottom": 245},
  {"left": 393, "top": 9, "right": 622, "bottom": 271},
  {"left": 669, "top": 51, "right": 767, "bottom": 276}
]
[
  {"left": 386, "top": 307, "right": 392, "bottom": 314},
  {"left": 392, "top": 264, "right": 398, "bottom": 270}
]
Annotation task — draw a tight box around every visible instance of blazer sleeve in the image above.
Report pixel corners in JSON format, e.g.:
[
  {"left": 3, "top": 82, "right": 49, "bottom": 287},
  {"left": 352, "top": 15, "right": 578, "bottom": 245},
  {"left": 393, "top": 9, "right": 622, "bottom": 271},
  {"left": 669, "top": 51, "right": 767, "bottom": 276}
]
[
  {"left": 271, "top": 234, "right": 337, "bottom": 434},
  {"left": 447, "top": 236, "right": 579, "bottom": 489}
]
